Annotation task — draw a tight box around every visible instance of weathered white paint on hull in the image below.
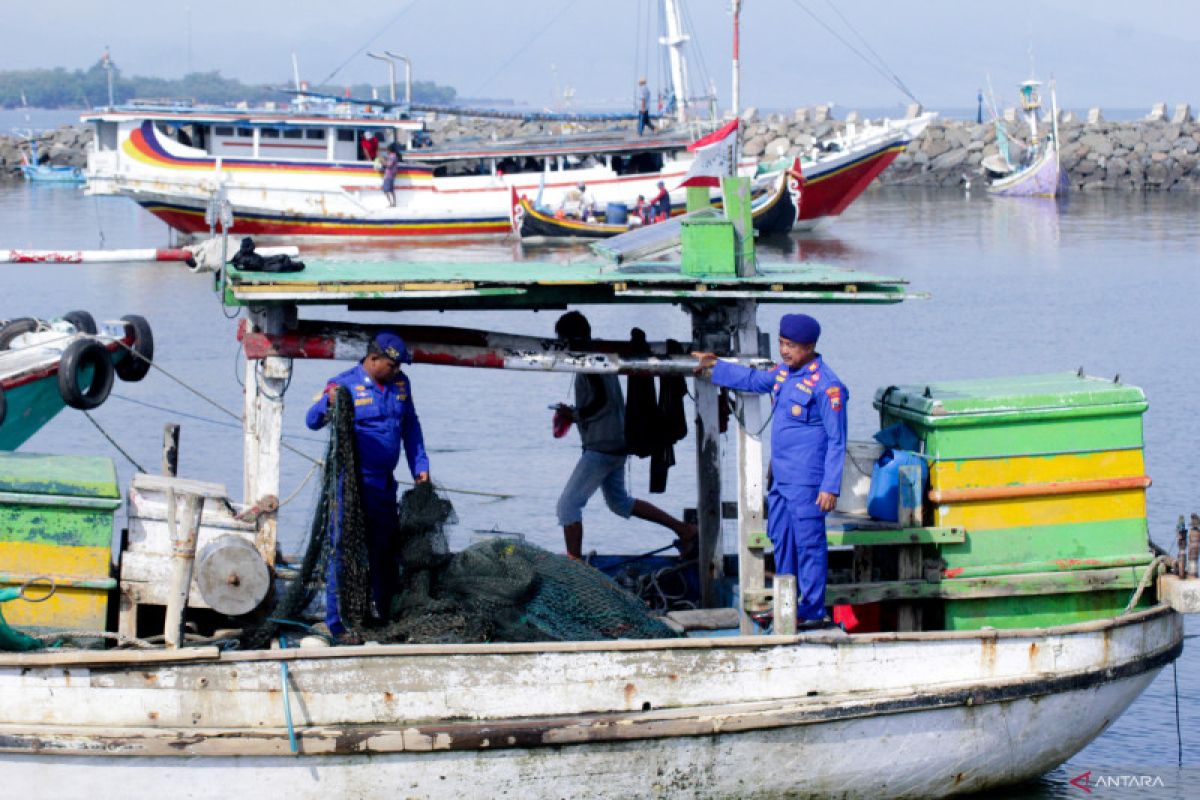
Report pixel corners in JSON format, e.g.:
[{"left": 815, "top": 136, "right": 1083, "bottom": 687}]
[
  {"left": 2, "top": 669, "right": 1159, "bottom": 799},
  {"left": 0, "top": 607, "right": 1182, "bottom": 799}
]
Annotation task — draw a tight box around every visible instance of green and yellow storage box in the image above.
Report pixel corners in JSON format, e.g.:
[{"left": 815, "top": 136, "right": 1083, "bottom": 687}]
[
  {"left": 874, "top": 373, "right": 1153, "bottom": 630},
  {"left": 0, "top": 452, "right": 120, "bottom": 634}
]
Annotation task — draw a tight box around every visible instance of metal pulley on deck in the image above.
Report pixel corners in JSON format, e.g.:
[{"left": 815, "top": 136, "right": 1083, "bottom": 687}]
[{"left": 195, "top": 535, "right": 271, "bottom": 616}]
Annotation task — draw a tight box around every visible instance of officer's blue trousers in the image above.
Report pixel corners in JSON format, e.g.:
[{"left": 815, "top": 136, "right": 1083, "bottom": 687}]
[
  {"left": 766, "top": 483, "right": 829, "bottom": 622},
  {"left": 325, "top": 475, "right": 399, "bottom": 634}
]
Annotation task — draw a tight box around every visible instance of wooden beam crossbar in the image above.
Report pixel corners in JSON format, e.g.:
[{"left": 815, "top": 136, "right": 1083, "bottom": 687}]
[
  {"left": 929, "top": 475, "right": 1151, "bottom": 504},
  {"left": 748, "top": 565, "right": 1146, "bottom": 608}
]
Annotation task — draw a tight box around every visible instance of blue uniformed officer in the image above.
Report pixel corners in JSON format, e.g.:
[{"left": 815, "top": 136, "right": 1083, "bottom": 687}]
[
  {"left": 306, "top": 331, "right": 430, "bottom": 639},
  {"left": 693, "top": 313, "right": 848, "bottom": 626}
]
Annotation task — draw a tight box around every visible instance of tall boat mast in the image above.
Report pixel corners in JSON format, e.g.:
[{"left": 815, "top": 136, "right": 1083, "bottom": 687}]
[
  {"left": 731, "top": 0, "right": 742, "bottom": 160},
  {"left": 661, "top": 0, "right": 692, "bottom": 123}
]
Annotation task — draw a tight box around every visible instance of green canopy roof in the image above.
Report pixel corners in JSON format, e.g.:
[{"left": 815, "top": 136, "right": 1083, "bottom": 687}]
[{"left": 223, "top": 259, "right": 915, "bottom": 312}]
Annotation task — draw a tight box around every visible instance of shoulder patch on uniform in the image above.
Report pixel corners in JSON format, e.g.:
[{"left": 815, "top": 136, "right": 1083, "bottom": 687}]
[{"left": 826, "top": 385, "right": 843, "bottom": 411}]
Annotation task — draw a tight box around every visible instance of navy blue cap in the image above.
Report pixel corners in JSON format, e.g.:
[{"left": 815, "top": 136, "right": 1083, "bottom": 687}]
[
  {"left": 779, "top": 313, "right": 820, "bottom": 344},
  {"left": 372, "top": 331, "right": 411, "bottom": 364}
]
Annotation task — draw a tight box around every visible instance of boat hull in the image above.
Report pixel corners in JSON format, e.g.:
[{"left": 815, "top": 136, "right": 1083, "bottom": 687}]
[
  {"left": 0, "top": 606, "right": 1181, "bottom": 799},
  {"left": 987, "top": 141, "right": 1062, "bottom": 198}
]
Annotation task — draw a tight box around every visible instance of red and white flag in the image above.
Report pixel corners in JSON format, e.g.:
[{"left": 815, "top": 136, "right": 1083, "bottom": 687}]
[{"left": 678, "top": 119, "right": 739, "bottom": 188}]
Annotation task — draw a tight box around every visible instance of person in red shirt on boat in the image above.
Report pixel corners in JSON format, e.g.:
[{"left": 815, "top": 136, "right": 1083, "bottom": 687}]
[
  {"left": 633, "top": 195, "right": 652, "bottom": 226},
  {"left": 361, "top": 131, "right": 380, "bottom": 164},
  {"left": 651, "top": 181, "right": 671, "bottom": 222}
]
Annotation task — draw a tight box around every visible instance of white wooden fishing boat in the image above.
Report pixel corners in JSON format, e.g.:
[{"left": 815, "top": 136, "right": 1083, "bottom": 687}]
[
  {"left": 983, "top": 79, "right": 1064, "bottom": 197},
  {"left": 0, "top": 606, "right": 1183, "bottom": 799},
  {"left": 81, "top": 0, "right": 932, "bottom": 239},
  {"left": 2, "top": 183, "right": 1196, "bottom": 799}
]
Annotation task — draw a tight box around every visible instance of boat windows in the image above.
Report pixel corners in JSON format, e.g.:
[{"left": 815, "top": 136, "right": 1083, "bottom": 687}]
[
  {"left": 236, "top": 128, "right": 253, "bottom": 138},
  {"left": 282, "top": 129, "right": 303, "bottom": 140},
  {"left": 260, "top": 129, "right": 280, "bottom": 139},
  {"left": 305, "top": 129, "right": 325, "bottom": 140},
  {"left": 617, "top": 151, "right": 665, "bottom": 175},
  {"left": 95, "top": 121, "right": 118, "bottom": 151},
  {"left": 214, "top": 126, "right": 234, "bottom": 137},
  {"left": 336, "top": 129, "right": 356, "bottom": 143}
]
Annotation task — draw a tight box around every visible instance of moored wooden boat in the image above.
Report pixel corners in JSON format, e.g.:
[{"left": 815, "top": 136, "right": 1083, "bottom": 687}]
[
  {"left": 512, "top": 161, "right": 803, "bottom": 241},
  {"left": 0, "top": 314, "right": 152, "bottom": 450},
  {"left": 1, "top": 188, "right": 1196, "bottom": 798},
  {"left": 984, "top": 79, "right": 1064, "bottom": 198},
  {"left": 0, "top": 606, "right": 1182, "bottom": 798}
]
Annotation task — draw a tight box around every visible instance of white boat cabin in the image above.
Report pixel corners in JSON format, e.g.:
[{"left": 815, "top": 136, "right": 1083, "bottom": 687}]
[{"left": 84, "top": 100, "right": 426, "bottom": 164}]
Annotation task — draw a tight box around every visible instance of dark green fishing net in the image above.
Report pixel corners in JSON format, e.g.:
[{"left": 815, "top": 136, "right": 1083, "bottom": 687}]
[{"left": 247, "top": 383, "right": 677, "bottom": 648}]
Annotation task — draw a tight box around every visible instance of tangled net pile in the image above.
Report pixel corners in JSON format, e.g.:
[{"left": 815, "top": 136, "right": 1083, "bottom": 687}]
[{"left": 245, "top": 386, "right": 677, "bottom": 648}]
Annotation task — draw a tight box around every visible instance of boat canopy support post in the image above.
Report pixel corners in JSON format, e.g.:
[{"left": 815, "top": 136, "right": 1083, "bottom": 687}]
[
  {"left": 162, "top": 484, "right": 207, "bottom": 649},
  {"left": 689, "top": 304, "right": 733, "bottom": 607},
  {"left": 733, "top": 300, "right": 766, "bottom": 633},
  {"left": 243, "top": 305, "right": 295, "bottom": 566}
]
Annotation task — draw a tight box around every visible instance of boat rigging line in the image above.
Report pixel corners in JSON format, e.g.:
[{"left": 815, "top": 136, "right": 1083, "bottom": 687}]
[
  {"left": 470, "top": 0, "right": 584, "bottom": 99},
  {"left": 100, "top": 341, "right": 516, "bottom": 502},
  {"left": 786, "top": 0, "right": 922, "bottom": 106},
  {"left": 312, "top": 0, "right": 425, "bottom": 93},
  {"left": 82, "top": 410, "right": 147, "bottom": 473}
]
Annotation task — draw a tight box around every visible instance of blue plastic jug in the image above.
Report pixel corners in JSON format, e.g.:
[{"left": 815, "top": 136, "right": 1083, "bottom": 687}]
[{"left": 866, "top": 449, "right": 928, "bottom": 522}]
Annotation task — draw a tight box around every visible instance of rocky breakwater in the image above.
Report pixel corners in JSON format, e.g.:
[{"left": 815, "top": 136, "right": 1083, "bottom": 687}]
[
  {"left": 0, "top": 124, "right": 93, "bottom": 181},
  {"left": 879, "top": 117, "right": 1200, "bottom": 192}
]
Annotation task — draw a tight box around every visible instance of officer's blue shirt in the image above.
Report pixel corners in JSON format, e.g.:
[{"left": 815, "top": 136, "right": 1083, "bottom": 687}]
[
  {"left": 305, "top": 363, "right": 430, "bottom": 487},
  {"left": 711, "top": 354, "right": 848, "bottom": 494}
]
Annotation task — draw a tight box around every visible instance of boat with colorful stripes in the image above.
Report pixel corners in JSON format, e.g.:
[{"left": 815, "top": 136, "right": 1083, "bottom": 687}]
[{"left": 81, "top": 103, "right": 930, "bottom": 240}]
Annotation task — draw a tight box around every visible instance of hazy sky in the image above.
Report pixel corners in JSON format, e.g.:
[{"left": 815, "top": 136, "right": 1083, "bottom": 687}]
[{"left": 5, "top": 1, "right": 1198, "bottom": 111}]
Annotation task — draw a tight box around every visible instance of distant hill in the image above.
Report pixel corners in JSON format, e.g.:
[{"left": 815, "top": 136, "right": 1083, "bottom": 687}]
[{"left": 0, "top": 59, "right": 457, "bottom": 109}]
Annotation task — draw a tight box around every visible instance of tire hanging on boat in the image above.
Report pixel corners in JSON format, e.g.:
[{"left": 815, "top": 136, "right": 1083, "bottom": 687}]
[
  {"left": 0, "top": 318, "right": 39, "bottom": 349},
  {"left": 57, "top": 338, "right": 115, "bottom": 410},
  {"left": 115, "top": 314, "right": 154, "bottom": 382},
  {"left": 61, "top": 310, "right": 97, "bottom": 335}
]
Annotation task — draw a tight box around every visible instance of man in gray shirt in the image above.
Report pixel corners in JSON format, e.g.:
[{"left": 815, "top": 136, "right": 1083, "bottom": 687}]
[
  {"left": 553, "top": 312, "right": 695, "bottom": 559},
  {"left": 637, "top": 78, "right": 656, "bottom": 136}
]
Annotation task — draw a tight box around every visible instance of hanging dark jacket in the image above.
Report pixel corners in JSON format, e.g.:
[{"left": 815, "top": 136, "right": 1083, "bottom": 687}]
[
  {"left": 649, "top": 338, "right": 689, "bottom": 493},
  {"left": 623, "top": 328, "right": 660, "bottom": 459}
]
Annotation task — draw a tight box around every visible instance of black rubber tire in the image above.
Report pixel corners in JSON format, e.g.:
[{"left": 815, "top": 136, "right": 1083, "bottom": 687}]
[
  {"left": 0, "top": 386, "right": 6, "bottom": 427},
  {"left": 115, "top": 314, "right": 154, "bottom": 382},
  {"left": 58, "top": 338, "right": 115, "bottom": 410},
  {"left": 62, "top": 310, "right": 98, "bottom": 335},
  {"left": 0, "top": 318, "right": 39, "bottom": 349}
]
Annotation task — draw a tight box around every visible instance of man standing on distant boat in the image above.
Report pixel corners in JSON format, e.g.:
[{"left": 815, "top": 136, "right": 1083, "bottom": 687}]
[
  {"left": 651, "top": 180, "right": 671, "bottom": 222},
  {"left": 637, "top": 78, "right": 655, "bottom": 136},
  {"left": 380, "top": 142, "right": 402, "bottom": 207},
  {"left": 306, "top": 331, "right": 430, "bottom": 642},
  {"left": 693, "top": 314, "right": 848, "bottom": 628},
  {"left": 553, "top": 312, "right": 696, "bottom": 560}
]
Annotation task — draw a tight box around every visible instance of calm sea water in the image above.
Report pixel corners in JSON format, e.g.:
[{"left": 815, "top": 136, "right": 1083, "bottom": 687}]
[{"left": 2, "top": 182, "right": 1198, "bottom": 796}]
